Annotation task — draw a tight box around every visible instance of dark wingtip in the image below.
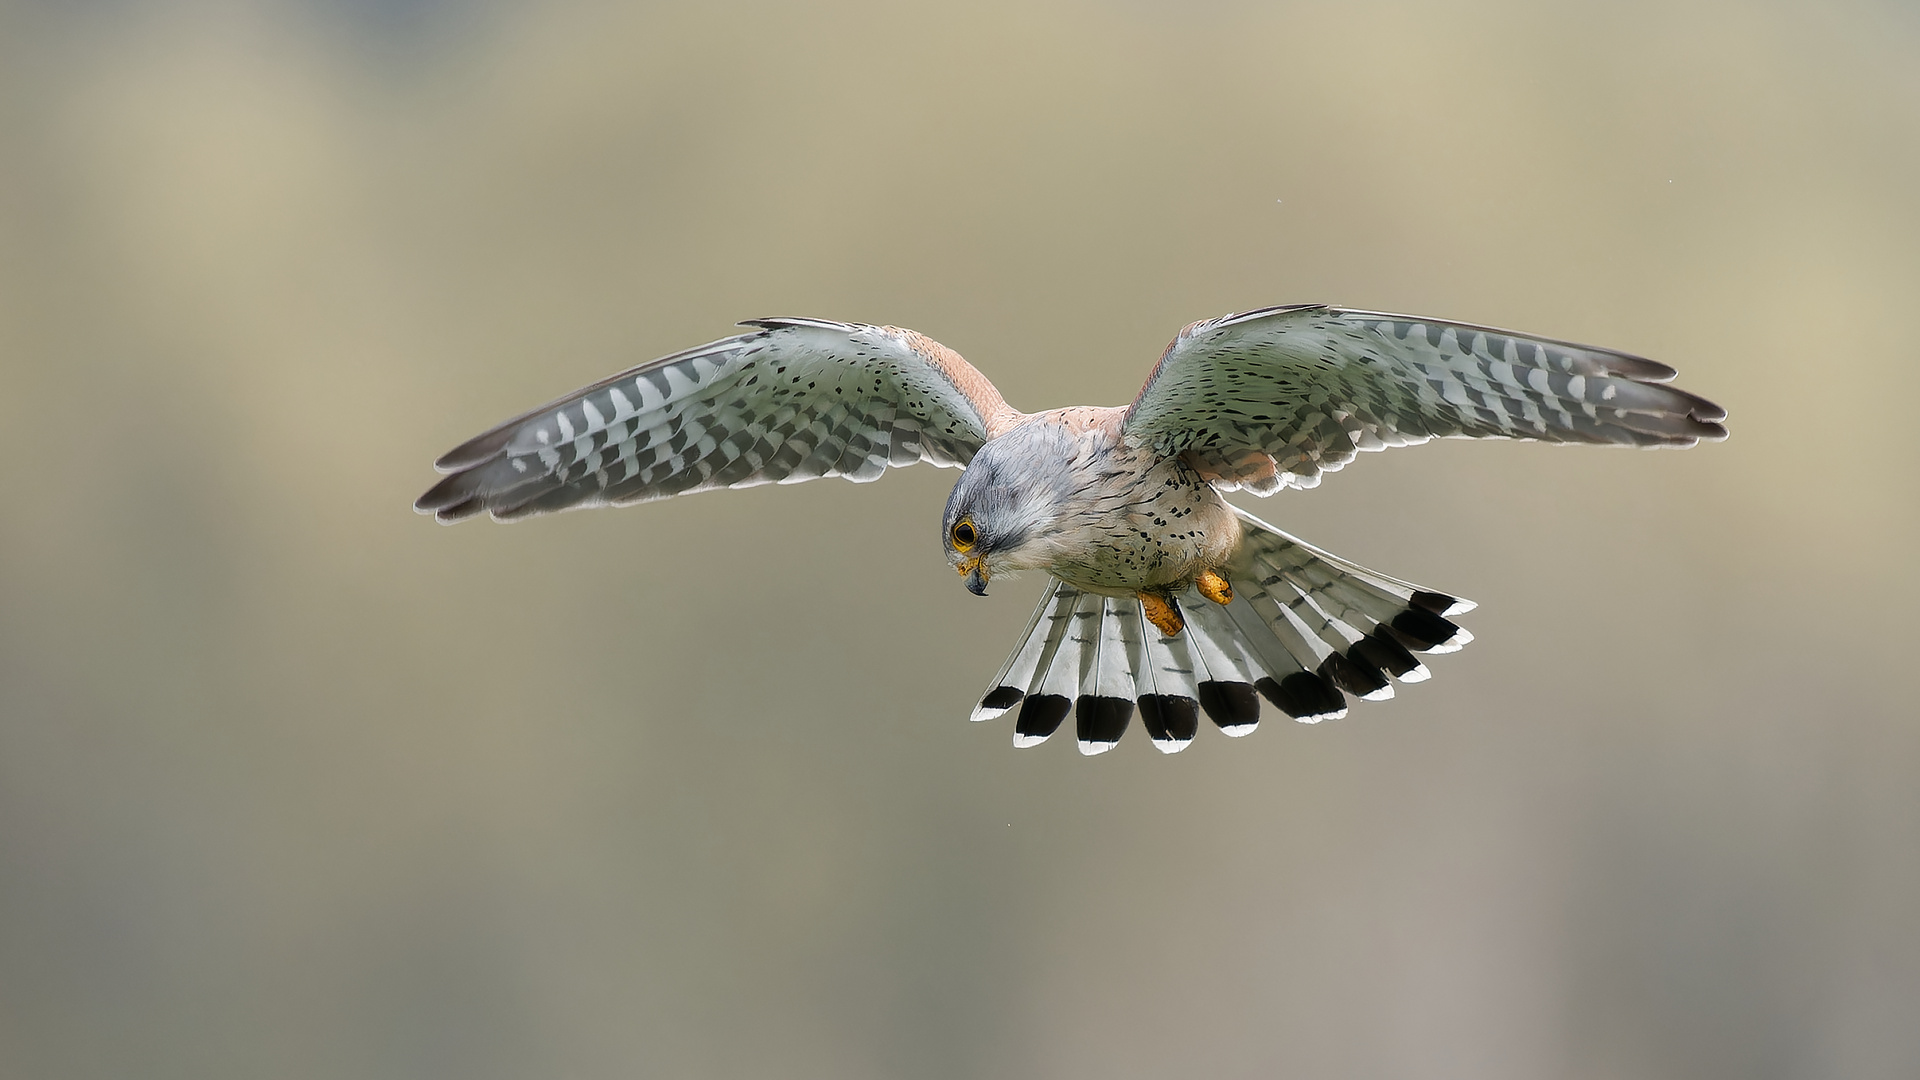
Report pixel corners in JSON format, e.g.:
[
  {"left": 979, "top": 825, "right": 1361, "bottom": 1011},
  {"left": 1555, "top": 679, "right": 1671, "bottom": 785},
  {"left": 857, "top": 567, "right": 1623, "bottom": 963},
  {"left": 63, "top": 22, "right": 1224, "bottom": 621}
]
[
  {"left": 1687, "top": 395, "right": 1728, "bottom": 425},
  {"left": 430, "top": 498, "right": 486, "bottom": 524},
  {"left": 415, "top": 472, "right": 471, "bottom": 512},
  {"left": 1685, "top": 393, "right": 1729, "bottom": 441},
  {"left": 432, "top": 428, "right": 516, "bottom": 473},
  {"left": 1608, "top": 353, "right": 1679, "bottom": 383}
]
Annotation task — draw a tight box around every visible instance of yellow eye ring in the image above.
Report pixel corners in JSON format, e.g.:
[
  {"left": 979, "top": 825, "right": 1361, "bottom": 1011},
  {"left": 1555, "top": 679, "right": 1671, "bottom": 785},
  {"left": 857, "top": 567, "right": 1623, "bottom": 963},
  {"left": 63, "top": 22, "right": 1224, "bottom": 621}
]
[{"left": 951, "top": 520, "right": 977, "bottom": 552}]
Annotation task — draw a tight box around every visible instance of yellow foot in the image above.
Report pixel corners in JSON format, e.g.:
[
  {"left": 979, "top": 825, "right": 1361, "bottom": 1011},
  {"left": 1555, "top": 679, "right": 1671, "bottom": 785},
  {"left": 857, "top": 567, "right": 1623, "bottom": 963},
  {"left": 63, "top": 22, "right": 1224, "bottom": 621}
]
[
  {"left": 1197, "top": 569, "right": 1233, "bottom": 605},
  {"left": 1139, "top": 591, "right": 1185, "bottom": 637}
]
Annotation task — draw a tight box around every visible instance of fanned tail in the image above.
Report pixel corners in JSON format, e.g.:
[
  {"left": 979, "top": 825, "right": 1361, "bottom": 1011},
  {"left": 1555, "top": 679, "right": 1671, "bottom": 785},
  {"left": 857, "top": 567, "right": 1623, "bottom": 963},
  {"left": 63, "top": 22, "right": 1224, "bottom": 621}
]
[{"left": 970, "top": 507, "right": 1474, "bottom": 755}]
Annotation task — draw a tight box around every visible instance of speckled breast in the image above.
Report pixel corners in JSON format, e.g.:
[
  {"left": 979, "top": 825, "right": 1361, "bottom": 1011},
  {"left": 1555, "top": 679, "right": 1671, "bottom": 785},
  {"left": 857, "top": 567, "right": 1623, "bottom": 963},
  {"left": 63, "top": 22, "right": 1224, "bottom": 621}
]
[{"left": 1045, "top": 433, "right": 1243, "bottom": 596}]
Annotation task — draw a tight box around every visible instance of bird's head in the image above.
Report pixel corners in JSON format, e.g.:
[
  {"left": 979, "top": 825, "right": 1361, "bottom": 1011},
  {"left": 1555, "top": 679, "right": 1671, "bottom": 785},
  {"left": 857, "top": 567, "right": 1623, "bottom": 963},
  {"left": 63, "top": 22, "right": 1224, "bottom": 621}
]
[{"left": 941, "top": 422, "right": 1077, "bottom": 596}]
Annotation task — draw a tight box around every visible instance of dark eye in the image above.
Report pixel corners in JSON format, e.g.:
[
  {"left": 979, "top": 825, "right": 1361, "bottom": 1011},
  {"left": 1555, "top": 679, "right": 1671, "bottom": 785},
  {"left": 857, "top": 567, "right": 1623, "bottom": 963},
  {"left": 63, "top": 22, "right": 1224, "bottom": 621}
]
[{"left": 951, "top": 521, "right": 977, "bottom": 549}]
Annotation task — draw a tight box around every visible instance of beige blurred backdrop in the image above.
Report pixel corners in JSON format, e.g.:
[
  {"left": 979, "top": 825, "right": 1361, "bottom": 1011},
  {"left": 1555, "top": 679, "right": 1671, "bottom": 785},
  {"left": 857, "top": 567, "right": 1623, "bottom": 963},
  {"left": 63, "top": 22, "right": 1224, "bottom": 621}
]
[{"left": 2, "top": 0, "right": 1916, "bottom": 1077}]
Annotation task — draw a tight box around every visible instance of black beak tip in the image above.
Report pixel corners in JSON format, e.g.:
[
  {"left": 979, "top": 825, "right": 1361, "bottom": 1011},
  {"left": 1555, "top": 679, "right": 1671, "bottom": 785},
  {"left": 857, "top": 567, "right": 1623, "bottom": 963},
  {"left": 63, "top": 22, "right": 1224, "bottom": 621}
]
[{"left": 966, "top": 577, "right": 988, "bottom": 597}]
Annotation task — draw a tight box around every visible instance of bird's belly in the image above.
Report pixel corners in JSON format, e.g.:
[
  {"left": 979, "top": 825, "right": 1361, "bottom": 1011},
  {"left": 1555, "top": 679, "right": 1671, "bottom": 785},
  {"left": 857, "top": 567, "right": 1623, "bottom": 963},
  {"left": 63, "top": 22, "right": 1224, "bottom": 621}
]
[{"left": 1046, "top": 460, "right": 1242, "bottom": 596}]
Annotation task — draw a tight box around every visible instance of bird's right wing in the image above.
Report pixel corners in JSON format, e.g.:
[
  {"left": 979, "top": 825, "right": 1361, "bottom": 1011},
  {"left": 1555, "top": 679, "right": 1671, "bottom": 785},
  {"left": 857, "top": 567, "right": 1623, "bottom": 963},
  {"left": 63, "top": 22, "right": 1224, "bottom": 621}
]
[
  {"left": 1122, "top": 305, "right": 1727, "bottom": 494},
  {"left": 417, "top": 318, "right": 1023, "bottom": 523}
]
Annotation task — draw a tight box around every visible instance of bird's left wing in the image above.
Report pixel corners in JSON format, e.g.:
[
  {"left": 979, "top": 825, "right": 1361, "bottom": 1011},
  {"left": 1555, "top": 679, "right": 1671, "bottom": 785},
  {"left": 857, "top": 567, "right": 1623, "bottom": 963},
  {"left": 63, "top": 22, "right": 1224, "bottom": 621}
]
[
  {"left": 417, "top": 318, "right": 1022, "bottom": 523},
  {"left": 1121, "top": 305, "right": 1727, "bottom": 494}
]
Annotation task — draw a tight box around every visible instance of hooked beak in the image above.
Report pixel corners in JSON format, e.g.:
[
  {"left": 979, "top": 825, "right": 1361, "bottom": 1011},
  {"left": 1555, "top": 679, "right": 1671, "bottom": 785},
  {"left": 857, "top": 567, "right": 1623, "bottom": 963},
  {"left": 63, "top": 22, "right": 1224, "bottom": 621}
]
[{"left": 958, "top": 556, "right": 989, "bottom": 596}]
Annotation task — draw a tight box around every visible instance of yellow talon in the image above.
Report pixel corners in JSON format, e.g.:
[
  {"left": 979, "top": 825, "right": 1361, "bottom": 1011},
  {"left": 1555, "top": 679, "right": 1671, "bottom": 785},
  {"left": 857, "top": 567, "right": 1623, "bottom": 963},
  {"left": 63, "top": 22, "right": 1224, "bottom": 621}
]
[
  {"left": 1140, "top": 591, "right": 1185, "bottom": 637},
  {"left": 1197, "top": 569, "right": 1233, "bottom": 605}
]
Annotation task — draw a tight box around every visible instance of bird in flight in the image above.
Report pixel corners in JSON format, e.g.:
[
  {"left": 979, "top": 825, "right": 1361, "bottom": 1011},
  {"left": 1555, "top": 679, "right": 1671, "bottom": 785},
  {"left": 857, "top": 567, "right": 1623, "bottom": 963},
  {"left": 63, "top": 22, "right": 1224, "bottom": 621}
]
[{"left": 418, "top": 305, "right": 1725, "bottom": 755}]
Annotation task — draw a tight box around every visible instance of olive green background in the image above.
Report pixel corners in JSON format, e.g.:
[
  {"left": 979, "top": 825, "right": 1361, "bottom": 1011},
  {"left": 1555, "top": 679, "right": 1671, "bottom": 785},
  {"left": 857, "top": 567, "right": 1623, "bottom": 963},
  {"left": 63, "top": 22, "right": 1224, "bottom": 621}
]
[{"left": 2, "top": 1, "right": 1915, "bottom": 1077}]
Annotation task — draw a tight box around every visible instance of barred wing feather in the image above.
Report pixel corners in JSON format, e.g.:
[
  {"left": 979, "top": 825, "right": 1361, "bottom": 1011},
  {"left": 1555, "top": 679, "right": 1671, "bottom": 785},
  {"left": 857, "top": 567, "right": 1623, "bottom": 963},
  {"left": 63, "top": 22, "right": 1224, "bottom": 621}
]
[
  {"left": 417, "top": 319, "right": 1021, "bottom": 523},
  {"left": 1122, "top": 305, "right": 1728, "bottom": 493}
]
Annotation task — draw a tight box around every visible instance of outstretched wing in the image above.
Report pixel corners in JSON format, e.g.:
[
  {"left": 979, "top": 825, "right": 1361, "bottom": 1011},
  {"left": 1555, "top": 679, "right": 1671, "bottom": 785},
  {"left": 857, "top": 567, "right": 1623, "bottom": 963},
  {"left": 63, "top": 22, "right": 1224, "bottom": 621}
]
[
  {"left": 1121, "top": 305, "right": 1728, "bottom": 494},
  {"left": 417, "top": 318, "right": 1023, "bottom": 523}
]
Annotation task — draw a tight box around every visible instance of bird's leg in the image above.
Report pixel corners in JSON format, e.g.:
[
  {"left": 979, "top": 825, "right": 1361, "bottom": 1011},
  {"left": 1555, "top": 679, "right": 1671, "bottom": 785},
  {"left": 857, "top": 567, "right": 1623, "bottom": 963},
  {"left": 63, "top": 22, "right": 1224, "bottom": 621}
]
[
  {"left": 1139, "top": 589, "right": 1185, "bottom": 638},
  {"left": 1196, "top": 569, "right": 1233, "bottom": 606}
]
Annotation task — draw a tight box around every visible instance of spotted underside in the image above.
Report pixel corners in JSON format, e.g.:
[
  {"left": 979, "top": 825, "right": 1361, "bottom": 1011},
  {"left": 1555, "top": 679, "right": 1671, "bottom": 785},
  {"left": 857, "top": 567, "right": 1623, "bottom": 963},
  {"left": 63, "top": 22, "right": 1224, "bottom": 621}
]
[
  {"left": 971, "top": 507, "right": 1475, "bottom": 755},
  {"left": 1122, "top": 305, "right": 1729, "bottom": 493},
  {"left": 416, "top": 319, "right": 1018, "bottom": 523}
]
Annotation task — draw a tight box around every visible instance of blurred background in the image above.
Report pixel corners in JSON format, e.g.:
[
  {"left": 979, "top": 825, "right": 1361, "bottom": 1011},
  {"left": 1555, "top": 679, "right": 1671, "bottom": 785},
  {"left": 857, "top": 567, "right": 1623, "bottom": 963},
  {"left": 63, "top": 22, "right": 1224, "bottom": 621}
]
[{"left": 2, "top": 0, "right": 1916, "bottom": 1076}]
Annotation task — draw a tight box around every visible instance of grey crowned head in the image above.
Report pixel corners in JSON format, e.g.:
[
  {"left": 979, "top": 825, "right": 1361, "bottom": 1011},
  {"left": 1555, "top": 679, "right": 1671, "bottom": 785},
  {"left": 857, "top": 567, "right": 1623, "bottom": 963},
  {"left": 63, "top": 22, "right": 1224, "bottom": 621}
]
[{"left": 941, "top": 421, "right": 1078, "bottom": 596}]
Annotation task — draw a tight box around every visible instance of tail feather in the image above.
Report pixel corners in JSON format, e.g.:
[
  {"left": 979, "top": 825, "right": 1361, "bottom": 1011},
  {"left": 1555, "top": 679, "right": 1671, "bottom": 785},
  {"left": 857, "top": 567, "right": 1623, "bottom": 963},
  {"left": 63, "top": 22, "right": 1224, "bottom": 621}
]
[
  {"left": 1015, "top": 588, "right": 1104, "bottom": 748},
  {"left": 1138, "top": 621, "right": 1203, "bottom": 753},
  {"left": 970, "top": 578, "right": 1066, "bottom": 722},
  {"left": 969, "top": 507, "right": 1476, "bottom": 753},
  {"left": 1034, "top": 591, "right": 1100, "bottom": 702},
  {"left": 1077, "top": 597, "right": 1142, "bottom": 755},
  {"left": 1189, "top": 599, "right": 1293, "bottom": 733},
  {"left": 1230, "top": 584, "right": 1384, "bottom": 708},
  {"left": 1227, "top": 598, "right": 1350, "bottom": 722}
]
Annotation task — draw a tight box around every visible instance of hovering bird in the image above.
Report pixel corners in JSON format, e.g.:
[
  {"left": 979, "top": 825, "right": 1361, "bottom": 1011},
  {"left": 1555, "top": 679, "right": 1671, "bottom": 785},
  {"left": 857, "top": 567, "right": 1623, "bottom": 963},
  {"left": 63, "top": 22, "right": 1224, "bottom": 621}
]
[{"left": 417, "top": 305, "right": 1725, "bottom": 755}]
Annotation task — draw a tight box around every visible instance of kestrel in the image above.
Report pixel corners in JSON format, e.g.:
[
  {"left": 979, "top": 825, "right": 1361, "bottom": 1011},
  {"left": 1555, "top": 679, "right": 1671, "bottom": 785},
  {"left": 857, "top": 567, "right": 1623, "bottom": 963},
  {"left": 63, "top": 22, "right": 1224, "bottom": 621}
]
[{"left": 417, "top": 305, "right": 1726, "bottom": 754}]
